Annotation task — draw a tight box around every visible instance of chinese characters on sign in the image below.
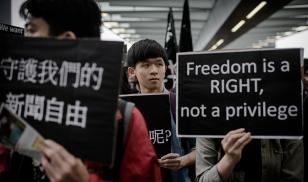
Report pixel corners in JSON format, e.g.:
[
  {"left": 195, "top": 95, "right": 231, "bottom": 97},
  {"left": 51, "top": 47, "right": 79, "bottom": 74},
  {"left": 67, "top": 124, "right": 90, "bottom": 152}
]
[
  {"left": 0, "top": 57, "right": 104, "bottom": 129},
  {"left": 149, "top": 129, "right": 171, "bottom": 144},
  {"left": 1, "top": 57, "right": 104, "bottom": 90},
  {"left": 5, "top": 92, "right": 87, "bottom": 128}
]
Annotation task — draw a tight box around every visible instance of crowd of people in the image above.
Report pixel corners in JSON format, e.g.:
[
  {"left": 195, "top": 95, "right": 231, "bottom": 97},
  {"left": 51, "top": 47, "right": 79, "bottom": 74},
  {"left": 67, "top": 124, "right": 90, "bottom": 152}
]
[{"left": 0, "top": 0, "right": 305, "bottom": 181}]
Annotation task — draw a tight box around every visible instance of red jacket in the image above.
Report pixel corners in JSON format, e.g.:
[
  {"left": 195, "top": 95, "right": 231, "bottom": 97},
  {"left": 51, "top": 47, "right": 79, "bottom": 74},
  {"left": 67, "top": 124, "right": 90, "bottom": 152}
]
[
  {"left": 0, "top": 146, "right": 10, "bottom": 182},
  {"left": 0, "top": 108, "right": 161, "bottom": 182}
]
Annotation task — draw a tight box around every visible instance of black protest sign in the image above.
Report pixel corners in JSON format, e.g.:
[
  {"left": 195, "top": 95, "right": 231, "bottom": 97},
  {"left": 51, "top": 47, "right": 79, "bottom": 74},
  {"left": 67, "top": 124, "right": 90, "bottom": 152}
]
[
  {"left": 0, "top": 35, "right": 123, "bottom": 164},
  {"left": 0, "top": 23, "right": 24, "bottom": 36},
  {"left": 120, "top": 94, "right": 172, "bottom": 158},
  {"left": 177, "top": 48, "right": 303, "bottom": 138}
]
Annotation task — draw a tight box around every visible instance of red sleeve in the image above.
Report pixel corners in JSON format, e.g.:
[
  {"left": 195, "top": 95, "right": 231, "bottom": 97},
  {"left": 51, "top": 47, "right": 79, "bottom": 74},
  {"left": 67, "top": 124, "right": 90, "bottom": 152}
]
[
  {"left": 88, "top": 173, "right": 110, "bottom": 182},
  {"left": 0, "top": 145, "right": 10, "bottom": 181},
  {"left": 119, "top": 108, "right": 162, "bottom": 182}
]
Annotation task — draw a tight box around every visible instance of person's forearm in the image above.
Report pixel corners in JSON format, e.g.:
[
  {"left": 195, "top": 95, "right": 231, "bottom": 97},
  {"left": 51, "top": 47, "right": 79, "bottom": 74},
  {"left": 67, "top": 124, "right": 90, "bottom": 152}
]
[
  {"left": 181, "top": 150, "right": 196, "bottom": 167},
  {"left": 216, "top": 155, "right": 237, "bottom": 182}
]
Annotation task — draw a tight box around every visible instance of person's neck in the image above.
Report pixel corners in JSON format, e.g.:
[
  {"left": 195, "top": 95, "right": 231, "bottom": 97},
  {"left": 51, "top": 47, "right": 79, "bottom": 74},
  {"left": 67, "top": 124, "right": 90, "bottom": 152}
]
[{"left": 140, "top": 86, "right": 164, "bottom": 94}]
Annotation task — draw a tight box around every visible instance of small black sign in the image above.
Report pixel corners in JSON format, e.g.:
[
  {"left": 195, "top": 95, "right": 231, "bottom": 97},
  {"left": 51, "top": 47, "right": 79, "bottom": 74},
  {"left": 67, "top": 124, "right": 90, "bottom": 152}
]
[
  {"left": 120, "top": 94, "right": 172, "bottom": 158},
  {"left": 0, "top": 23, "right": 24, "bottom": 36}
]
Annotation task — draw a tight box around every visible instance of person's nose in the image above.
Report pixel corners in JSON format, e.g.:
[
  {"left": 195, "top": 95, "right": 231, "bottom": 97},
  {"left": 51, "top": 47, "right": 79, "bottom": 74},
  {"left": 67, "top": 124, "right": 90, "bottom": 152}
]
[{"left": 149, "top": 64, "right": 158, "bottom": 75}]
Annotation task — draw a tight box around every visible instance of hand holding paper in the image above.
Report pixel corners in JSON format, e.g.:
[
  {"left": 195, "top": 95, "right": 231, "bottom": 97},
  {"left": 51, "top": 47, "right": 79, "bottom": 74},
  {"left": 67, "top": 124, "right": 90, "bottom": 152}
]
[
  {"left": 0, "top": 104, "right": 44, "bottom": 160},
  {"left": 39, "top": 139, "right": 89, "bottom": 182}
]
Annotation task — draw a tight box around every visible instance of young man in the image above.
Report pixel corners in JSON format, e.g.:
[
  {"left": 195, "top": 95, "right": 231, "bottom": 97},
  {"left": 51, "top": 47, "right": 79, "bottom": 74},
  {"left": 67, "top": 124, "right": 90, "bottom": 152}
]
[
  {"left": 127, "top": 39, "right": 196, "bottom": 182},
  {"left": 0, "top": 0, "right": 161, "bottom": 181}
]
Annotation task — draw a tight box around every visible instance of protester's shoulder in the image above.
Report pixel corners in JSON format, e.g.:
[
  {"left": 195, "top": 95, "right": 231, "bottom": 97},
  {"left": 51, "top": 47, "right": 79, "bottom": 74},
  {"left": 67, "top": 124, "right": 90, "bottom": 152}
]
[
  {"left": 129, "top": 107, "right": 147, "bottom": 128},
  {"left": 280, "top": 138, "right": 304, "bottom": 148}
]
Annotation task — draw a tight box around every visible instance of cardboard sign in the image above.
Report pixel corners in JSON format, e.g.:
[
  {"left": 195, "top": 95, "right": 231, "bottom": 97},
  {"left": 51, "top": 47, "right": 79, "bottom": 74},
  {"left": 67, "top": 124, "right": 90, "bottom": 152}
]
[
  {"left": 0, "top": 35, "right": 124, "bottom": 164},
  {"left": 177, "top": 48, "right": 303, "bottom": 139},
  {"left": 120, "top": 94, "right": 172, "bottom": 158}
]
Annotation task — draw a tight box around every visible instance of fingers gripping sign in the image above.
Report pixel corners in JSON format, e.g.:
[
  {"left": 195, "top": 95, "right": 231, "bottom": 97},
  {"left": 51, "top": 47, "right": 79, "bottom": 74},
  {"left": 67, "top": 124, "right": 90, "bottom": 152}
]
[
  {"left": 221, "top": 128, "right": 252, "bottom": 162},
  {"left": 39, "top": 139, "right": 89, "bottom": 182},
  {"left": 158, "top": 153, "right": 184, "bottom": 171}
]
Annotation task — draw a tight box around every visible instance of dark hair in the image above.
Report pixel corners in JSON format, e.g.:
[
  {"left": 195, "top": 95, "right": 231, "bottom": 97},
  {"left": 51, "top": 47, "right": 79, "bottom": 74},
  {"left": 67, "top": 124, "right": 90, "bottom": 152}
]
[
  {"left": 126, "top": 39, "right": 168, "bottom": 67},
  {"left": 19, "top": 0, "right": 101, "bottom": 38}
]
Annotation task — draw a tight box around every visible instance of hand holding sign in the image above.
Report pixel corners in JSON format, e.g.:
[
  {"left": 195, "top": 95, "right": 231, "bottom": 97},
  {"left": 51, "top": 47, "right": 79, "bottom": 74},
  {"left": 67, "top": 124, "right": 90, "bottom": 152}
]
[
  {"left": 158, "top": 153, "right": 183, "bottom": 170},
  {"left": 39, "top": 139, "right": 89, "bottom": 182},
  {"left": 216, "top": 128, "right": 252, "bottom": 181},
  {"left": 220, "top": 128, "right": 251, "bottom": 163}
]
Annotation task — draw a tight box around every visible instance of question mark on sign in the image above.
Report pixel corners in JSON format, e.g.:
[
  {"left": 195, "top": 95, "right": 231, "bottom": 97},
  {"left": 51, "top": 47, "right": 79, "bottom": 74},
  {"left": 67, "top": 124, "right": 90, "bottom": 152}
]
[{"left": 165, "top": 130, "right": 171, "bottom": 142}]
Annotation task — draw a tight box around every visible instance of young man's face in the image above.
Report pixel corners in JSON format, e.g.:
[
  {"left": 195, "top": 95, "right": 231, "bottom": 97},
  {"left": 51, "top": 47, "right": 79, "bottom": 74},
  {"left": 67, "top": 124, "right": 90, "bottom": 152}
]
[
  {"left": 25, "top": 17, "right": 50, "bottom": 37},
  {"left": 130, "top": 57, "right": 166, "bottom": 93}
]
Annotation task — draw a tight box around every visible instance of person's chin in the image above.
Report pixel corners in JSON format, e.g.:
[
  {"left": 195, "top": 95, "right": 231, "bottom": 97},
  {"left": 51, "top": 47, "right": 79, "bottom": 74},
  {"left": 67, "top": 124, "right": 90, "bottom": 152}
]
[{"left": 147, "top": 82, "right": 161, "bottom": 88}]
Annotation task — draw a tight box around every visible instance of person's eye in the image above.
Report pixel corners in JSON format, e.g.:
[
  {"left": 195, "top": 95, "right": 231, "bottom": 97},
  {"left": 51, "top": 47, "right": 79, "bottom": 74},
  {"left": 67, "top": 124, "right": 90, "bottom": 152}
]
[
  {"left": 26, "top": 26, "right": 36, "bottom": 34},
  {"left": 157, "top": 62, "right": 164, "bottom": 67},
  {"left": 25, "top": 25, "right": 37, "bottom": 34},
  {"left": 142, "top": 64, "right": 149, "bottom": 68}
]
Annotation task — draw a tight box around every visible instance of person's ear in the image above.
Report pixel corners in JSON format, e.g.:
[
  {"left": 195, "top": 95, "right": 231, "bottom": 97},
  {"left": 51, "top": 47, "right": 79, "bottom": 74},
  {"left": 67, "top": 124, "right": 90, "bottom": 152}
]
[
  {"left": 57, "top": 31, "right": 76, "bottom": 39},
  {"left": 127, "top": 67, "right": 135, "bottom": 78},
  {"left": 127, "top": 67, "right": 137, "bottom": 82}
]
